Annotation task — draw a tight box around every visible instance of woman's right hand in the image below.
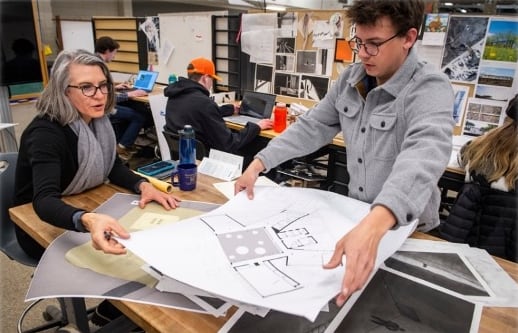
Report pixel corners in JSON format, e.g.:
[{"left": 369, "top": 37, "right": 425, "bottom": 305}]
[{"left": 80, "top": 212, "right": 130, "bottom": 255}]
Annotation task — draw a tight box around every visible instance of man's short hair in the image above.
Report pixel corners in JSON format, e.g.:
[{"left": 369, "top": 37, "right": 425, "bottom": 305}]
[
  {"left": 346, "top": 0, "right": 425, "bottom": 37},
  {"left": 95, "top": 36, "right": 120, "bottom": 54}
]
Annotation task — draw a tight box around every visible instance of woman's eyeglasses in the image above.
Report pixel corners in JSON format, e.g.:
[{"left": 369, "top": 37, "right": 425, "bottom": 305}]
[
  {"left": 348, "top": 33, "right": 400, "bottom": 56},
  {"left": 67, "top": 83, "right": 111, "bottom": 97}
]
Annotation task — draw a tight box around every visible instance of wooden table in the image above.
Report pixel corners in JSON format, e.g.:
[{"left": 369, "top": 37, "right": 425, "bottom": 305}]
[
  {"left": 12, "top": 157, "right": 516, "bottom": 332},
  {"left": 9, "top": 174, "right": 232, "bottom": 333}
]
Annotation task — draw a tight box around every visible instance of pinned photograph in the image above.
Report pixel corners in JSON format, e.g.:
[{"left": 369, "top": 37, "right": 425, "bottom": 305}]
[
  {"left": 255, "top": 64, "right": 274, "bottom": 93},
  {"left": 296, "top": 51, "right": 317, "bottom": 74},
  {"left": 461, "top": 97, "right": 507, "bottom": 136},
  {"left": 441, "top": 16, "right": 489, "bottom": 83}
]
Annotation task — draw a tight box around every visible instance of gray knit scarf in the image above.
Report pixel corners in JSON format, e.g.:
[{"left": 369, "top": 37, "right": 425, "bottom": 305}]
[{"left": 63, "top": 115, "right": 116, "bottom": 195}]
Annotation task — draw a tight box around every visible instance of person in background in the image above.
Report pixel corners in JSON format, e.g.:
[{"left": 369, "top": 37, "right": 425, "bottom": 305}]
[
  {"left": 95, "top": 36, "right": 151, "bottom": 161},
  {"left": 235, "top": 0, "right": 455, "bottom": 307},
  {"left": 440, "top": 94, "right": 517, "bottom": 262},
  {"left": 14, "top": 49, "right": 180, "bottom": 329},
  {"left": 164, "top": 57, "right": 273, "bottom": 168}
]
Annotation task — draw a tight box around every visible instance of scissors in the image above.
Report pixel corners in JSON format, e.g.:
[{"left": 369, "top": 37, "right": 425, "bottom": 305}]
[{"left": 370, "top": 315, "right": 405, "bottom": 331}]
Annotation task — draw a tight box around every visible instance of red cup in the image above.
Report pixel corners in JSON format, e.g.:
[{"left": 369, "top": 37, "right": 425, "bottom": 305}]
[{"left": 274, "top": 102, "right": 287, "bottom": 133}]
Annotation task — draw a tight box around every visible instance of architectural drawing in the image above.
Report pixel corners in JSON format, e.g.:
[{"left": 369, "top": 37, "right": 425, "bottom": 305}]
[
  {"left": 120, "top": 187, "right": 417, "bottom": 321},
  {"left": 201, "top": 206, "right": 331, "bottom": 297}
]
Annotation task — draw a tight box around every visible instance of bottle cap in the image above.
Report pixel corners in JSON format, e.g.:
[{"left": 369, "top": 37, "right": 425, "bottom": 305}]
[{"left": 276, "top": 102, "right": 286, "bottom": 108}]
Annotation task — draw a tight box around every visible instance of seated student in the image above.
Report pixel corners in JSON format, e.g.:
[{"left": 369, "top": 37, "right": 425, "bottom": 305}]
[
  {"left": 14, "top": 49, "right": 180, "bottom": 328},
  {"left": 95, "top": 36, "right": 152, "bottom": 160},
  {"left": 440, "top": 94, "right": 518, "bottom": 262},
  {"left": 164, "top": 57, "right": 273, "bottom": 168}
]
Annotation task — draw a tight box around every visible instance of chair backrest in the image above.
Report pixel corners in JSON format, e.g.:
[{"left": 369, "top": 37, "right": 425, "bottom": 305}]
[
  {"left": 162, "top": 129, "right": 208, "bottom": 162},
  {"left": 0, "top": 152, "right": 38, "bottom": 266},
  {"left": 148, "top": 94, "right": 171, "bottom": 161}
]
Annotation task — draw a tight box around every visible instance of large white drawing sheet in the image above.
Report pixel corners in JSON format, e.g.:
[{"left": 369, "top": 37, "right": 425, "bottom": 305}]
[{"left": 120, "top": 187, "right": 416, "bottom": 321}]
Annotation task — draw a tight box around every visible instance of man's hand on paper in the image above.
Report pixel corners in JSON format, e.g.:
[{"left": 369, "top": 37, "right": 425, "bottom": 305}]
[
  {"left": 323, "top": 205, "right": 396, "bottom": 307},
  {"left": 138, "top": 181, "right": 181, "bottom": 210},
  {"left": 81, "top": 212, "right": 130, "bottom": 255},
  {"left": 234, "top": 158, "right": 266, "bottom": 199}
]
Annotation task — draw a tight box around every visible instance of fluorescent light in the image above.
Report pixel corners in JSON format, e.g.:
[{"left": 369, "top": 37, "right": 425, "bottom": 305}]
[
  {"left": 444, "top": 2, "right": 453, "bottom": 6},
  {"left": 266, "top": 4, "right": 286, "bottom": 11}
]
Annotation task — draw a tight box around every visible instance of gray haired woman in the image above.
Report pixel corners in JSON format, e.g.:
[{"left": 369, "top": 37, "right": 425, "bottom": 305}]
[{"left": 15, "top": 49, "right": 180, "bottom": 260}]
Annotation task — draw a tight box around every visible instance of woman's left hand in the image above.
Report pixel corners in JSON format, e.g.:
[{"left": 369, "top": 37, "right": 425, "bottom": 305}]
[{"left": 137, "top": 181, "right": 181, "bottom": 210}]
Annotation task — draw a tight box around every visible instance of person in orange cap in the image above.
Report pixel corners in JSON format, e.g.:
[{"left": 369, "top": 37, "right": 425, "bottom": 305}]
[{"left": 164, "top": 57, "right": 272, "bottom": 169}]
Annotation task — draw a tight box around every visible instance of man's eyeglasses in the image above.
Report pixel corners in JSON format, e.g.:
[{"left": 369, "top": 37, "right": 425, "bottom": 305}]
[
  {"left": 67, "top": 83, "right": 111, "bottom": 97},
  {"left": 348, "top": 32, "right": 400, "bottom": 56}
]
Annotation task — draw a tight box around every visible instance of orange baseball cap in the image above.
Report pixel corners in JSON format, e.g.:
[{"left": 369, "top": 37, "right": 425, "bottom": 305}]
[{"left": 187, "top": 57, "right": 222, "bottom": 81}]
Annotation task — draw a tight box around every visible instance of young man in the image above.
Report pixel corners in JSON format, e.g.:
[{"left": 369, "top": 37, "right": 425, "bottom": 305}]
[
  {"left": 95, "top": 36, "right": 151, "bottom": 161},
  {"left": 164, "top": 57, "right": 273, "bottom": 168},
  {"left": 235, "top": 0, "right": 455, "bottom": 306}
]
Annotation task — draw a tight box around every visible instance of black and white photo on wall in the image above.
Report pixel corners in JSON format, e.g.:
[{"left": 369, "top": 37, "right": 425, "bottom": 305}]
[
  {"left": 276, "top": 37, "right": 295, "bottom": 54},
  {"left": 299, "top": 75, "right": 329, "bottom": 101},
  {"left": 275, "top": 54, "right": 295, "bottom": 72},
  {"left": 274, "top": 72, "right": 300, "bottom": 98},
  {"left": 277, "top": 12, "right": 297, "bottom": 38},
  {"left": 296, "top": 50, "right": 317, "bottom": 74},
  {"left": 254, "top": 64, "right": 274, "bottom": 94},
  {"left": 317, "top": 48, "right": 333, "bottom": 76}
]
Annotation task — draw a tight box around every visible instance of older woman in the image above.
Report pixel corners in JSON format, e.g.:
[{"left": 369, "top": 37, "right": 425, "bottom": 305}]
[{"left": 14, "top": 49, "right": 180, "bottom": 260}]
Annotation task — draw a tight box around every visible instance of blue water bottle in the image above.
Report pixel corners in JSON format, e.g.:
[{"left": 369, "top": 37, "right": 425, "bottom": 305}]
[
  {"left": 168, "top": 73, "right": 177, "bottom": 85},
  {"left": 178, "top": 125, "right": 196, "bottom": 165}
]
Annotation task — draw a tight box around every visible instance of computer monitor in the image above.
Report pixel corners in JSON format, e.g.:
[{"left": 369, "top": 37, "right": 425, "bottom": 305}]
[
  {"left": 240, "top": 91, "right": 277, "bottom": 119},
  {"left": 132, "top": 70, "right": 159, "bottom": 92}
]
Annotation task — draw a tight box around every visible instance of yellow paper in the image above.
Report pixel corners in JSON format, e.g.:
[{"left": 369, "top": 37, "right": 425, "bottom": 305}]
[
  {"left": 65, "top": 202, "right": 204, "bottom": 286},
  {"left": 131, "top": 212, "right": 179, "bottom": 230},
  {"left": 134, "top": 171, "right": 172, "bottom": 193}
]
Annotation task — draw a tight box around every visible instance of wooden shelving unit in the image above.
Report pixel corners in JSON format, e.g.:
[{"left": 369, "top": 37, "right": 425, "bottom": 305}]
[{"left": 92, "top": 16, "right": 140, "bottom": 74}]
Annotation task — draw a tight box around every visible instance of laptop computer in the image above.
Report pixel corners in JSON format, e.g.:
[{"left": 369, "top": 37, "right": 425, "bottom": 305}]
[
  {"left": 224, "top": 91, "right": 276, "bottom": 126},
  {"left": 120, "top": 70, "right": 159, "bottom": 92}
]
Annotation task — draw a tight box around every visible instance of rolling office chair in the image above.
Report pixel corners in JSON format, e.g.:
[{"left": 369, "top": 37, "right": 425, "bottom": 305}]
[
  {"left": 0, "top": 152, "right": 79, "bottom": 333},
  {"left": 162, "top": 129, "right": 209, "bottom": 161}
]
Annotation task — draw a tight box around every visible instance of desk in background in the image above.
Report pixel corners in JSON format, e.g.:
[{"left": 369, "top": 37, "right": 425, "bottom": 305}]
[
  {"left": 132, "top": 89, "right": 466, "bottom": 216},
  {"left": 9, "top": 173, "right": 518, "bottom": 333}
]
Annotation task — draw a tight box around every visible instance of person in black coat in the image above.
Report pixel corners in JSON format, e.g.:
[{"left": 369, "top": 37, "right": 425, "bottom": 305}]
[
  {"left": 440, "top": 94, "right": 518, "bottom": 262},
  {"left": 164, "top": 57, "right": 273, "bottom": 168}
]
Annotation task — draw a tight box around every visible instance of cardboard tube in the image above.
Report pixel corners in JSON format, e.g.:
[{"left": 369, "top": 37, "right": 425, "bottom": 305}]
[{"left": 133, "top": 171, "right": 173, "bottom": 193}]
